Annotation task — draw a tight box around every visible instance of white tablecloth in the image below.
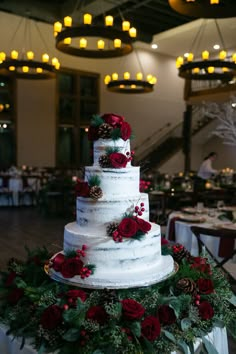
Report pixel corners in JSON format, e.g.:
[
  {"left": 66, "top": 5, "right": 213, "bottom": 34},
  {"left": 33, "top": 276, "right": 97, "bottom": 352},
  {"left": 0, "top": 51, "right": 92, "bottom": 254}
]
[
  {"left": 166, "top": 211, "right": 235, "bottom": 259},
  {"left": 0, "top": 324, "right": 229, "bottom": 354}
]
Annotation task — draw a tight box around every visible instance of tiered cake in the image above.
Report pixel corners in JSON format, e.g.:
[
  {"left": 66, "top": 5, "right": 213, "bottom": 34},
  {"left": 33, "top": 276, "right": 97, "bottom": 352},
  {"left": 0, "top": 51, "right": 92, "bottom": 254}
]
[{"left": 50, "top": 113, "right": 174, "bottom": 289}]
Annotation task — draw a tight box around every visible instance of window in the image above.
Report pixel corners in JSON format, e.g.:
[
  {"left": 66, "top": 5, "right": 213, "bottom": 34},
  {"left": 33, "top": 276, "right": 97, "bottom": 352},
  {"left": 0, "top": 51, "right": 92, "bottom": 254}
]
[
  {"left": 56, "top": 69, "right": 99, "bottom": 167},
  {"left": 0, "top": 76, "right": 16, "bottom": 169}
]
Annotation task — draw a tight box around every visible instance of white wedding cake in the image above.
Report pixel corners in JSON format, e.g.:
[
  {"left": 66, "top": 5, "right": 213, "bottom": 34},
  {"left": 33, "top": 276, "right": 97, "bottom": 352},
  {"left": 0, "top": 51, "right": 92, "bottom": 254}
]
[{"left": 50, "top": 113, "right": 174, "bottom": 289}]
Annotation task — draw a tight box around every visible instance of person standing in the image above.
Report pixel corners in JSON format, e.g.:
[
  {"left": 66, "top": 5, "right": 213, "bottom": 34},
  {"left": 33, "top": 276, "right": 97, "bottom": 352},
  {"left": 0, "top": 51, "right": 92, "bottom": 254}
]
[{"left": 197, "top": 152, "right": 218, "bottom": 180}]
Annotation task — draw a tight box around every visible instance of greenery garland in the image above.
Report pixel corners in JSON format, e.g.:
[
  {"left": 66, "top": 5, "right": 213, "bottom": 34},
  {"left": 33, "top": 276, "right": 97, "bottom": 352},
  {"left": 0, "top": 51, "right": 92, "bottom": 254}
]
[{"left": 0, "top": 244, "right": 235, "bottom": 354}]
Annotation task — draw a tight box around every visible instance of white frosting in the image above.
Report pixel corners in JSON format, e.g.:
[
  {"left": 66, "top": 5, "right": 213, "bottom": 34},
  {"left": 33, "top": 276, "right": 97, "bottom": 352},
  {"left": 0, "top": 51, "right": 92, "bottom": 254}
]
[
  {"left": 76, "top": 193, "right": 149, "bottom": 235},
  {"left": 85, "top": 166, "right": 140, "bottom": 198},
  {"left": 93, "top": 138, "right": 131, "bottom": 166},
  {"left": 60, "top": 222, "right": 174, "bottom": 289}
]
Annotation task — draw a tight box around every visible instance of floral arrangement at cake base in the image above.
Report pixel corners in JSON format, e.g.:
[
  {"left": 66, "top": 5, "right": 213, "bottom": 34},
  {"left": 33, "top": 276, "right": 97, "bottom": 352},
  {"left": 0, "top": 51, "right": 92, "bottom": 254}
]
[{"left": 0, "top": 244, "right": 235, "bottom": 354}]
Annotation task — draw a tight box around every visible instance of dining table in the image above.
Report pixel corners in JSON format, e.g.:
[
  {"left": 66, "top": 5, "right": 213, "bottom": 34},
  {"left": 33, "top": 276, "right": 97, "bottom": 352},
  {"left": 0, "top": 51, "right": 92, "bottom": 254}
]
[{"left": 166, "top": 206, "right": 236, "bottom": 261}]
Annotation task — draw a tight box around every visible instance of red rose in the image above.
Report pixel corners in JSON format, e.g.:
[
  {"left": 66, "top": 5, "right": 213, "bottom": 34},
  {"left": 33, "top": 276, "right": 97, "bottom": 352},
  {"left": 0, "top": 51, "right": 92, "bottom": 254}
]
[
  {"left": 121, "top": 299, "right": 145, "bottom": 320},
  {"left": 5, "top": 271, "right": 17, "bottom": 287},
  {"left": 197, "top": 278, "right": 214, "bottom": 295},
  {"left": 40, "top": 305, "right": 63, "bottom": 330},
  {"left": 86, "top": 305, "right": 107, "bottom": 325},
  {"left": 102, "top": 113, "right": 124, "bottom": 128},
  {"left": 158, "top": 305, "right": 176, "bottom": 325},
  {"left": 88, "top": 125, "right": 99, "bottom": 141},
  {"left": 7, "top": 288, "right": 24, "bottom": 305},
  {"left": 109, "top": 152, "right": 128, "bottom": 168},
  {"left": 66, "top": 289, "right": 87, "bottom": 304},
  {"left": 75, "top": 180, "right": 90, "bottom": 197},
  {"left": 141, "top": 316, "right": 161, "bottom": 342},
  {"left": 60, "top": 257, "right": 84, "bottom": 278},
  {"left": 161, "top": 237, "right": 169, "bottom": 245},
  {"left": 118, "top": 218, "right": 138, "bottom": 238},
  {"left": 120, "top": 121, "right": 132, "bottom": 141},
  {"left": 51, "top": 253, "right": 65, "bottom": 272},
  {"left": 198, "top": 301, "right": 214, "bottom": 320},
  {"left": 191, "top": 263, "right": 212, "bottom": 275},
  {"left": 191, "top": 257, "right": 207, "bottom": 264},
  {"left": 135, "top": 217, "right": 151, "bottom": 233}
]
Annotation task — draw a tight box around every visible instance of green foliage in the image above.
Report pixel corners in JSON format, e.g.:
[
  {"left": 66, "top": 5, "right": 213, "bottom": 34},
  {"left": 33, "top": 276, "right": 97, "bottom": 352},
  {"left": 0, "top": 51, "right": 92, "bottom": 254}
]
[
  {"left": 105, "top": 146, "right": 120, "bottom": 155},
  {"left": 0, "top": 246, "right": 235, "bottom": 354},
  {"left": 110, "top": 128, "right": 122, "bottom": 140},
  {"left": 91, "top": 114, "right": 104, "bottom": 127},
  {"left": 88, "top": 175, "right": 101, "bottom": 187}
]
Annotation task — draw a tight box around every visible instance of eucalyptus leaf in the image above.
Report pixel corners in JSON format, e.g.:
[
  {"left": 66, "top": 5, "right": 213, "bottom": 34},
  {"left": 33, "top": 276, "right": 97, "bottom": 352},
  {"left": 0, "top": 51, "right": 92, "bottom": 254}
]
[
  {"left": 129, "top": 321, "right": 141, "bottom": 337},
  {"left": 228, "top": 294, "right": 236, "bottom": 306},
  {"left": 162, "top": 329, "right": 176, "bottom": 343},
  {"left": 177, "top": 340, "right": 189, "bottom": 354},
  {"left": 62, "top": 328, "right": 80, "bottom": 342},
  {"left": 202, "top": 337, "right": 219, "bottom": 354},
  {"left": 181, "top": 318, "right": 192, "bottom": 331},
  {"left": 38, "top": 343, "right": 46, "bottom": 354}
]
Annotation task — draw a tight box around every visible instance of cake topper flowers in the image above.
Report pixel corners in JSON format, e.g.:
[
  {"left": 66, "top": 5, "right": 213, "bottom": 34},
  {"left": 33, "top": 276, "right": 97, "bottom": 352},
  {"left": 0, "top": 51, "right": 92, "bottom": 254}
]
[
  {"left": 88, "top": 113, "right": 132, "bottom": 142},
  {"left": 106, "top": 202, "right": 151, "bottom": 242}
]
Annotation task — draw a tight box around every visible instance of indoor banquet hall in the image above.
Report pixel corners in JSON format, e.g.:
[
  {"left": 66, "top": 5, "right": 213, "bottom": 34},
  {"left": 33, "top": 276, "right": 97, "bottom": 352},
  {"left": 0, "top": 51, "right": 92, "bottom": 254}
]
[{"left": 0, "top": 0, "right": 236, "bottom": 353}]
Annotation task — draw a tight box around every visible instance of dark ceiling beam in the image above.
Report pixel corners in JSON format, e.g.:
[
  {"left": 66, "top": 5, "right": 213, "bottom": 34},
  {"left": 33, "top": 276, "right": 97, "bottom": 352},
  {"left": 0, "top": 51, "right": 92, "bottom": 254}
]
[{"left": 0, "top": 0, "right": 61, "bottom": 23}]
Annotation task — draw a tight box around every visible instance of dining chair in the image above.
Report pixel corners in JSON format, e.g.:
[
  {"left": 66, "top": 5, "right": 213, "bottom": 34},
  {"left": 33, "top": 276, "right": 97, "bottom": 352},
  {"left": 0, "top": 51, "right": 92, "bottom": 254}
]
[{"left": 190, "top": 226, "right": 236, "bottom": 284}]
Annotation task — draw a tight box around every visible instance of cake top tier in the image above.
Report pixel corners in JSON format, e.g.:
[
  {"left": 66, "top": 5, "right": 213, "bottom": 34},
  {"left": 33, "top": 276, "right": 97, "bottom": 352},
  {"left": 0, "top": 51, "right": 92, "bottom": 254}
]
[{"left": 88, "top": 113, "right": 132, "bottom": 142}]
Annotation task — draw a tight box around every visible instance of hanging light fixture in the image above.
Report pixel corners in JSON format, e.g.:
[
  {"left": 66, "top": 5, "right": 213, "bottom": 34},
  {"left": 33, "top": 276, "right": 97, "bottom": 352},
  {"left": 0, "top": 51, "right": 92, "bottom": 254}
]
[
  {"left": 168, "top": 0, "right": 236, "bottom": 18},
  {"left": 104, "top": 49, "right": 157, "bottom": 94},
  {"left": 176, "top": 19, "right": 236, "bottom": 82},
  {"left": 53, "top": 8, "right": 136, "bottom": 59},
  {"left": 0, "top": 15, "right": 60, "bottom": 79}
]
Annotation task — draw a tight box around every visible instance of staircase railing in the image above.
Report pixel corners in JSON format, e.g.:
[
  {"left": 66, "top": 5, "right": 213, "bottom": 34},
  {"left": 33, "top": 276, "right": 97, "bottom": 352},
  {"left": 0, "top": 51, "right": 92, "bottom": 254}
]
[{"left": 134, "top": 105, "right": 216, "bottom": 164}]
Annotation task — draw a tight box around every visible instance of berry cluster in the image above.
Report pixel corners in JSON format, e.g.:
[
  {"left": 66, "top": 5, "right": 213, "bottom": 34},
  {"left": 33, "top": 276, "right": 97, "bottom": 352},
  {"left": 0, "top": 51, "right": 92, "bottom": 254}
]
[
  {"left": 125, "top": 150, "right": 135, "bottom": 162},
  {"left": 80, "top": 266, "right": 93, "bottom": 279},
  {"left": 76, "top": 245, "right": 87, "bottom": 258},
  {"left": 134, "top": 202, "right": 145, "bottom": 216}
]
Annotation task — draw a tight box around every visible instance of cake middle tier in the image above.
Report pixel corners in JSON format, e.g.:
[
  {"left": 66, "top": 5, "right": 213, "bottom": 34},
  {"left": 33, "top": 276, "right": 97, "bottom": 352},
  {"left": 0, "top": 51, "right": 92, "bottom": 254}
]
[
  {"left": 76, "top": 193, "right": 149, "bottom": 235},
  {"left": 85, "top": 166, "right": 140, "bottom": 198}
]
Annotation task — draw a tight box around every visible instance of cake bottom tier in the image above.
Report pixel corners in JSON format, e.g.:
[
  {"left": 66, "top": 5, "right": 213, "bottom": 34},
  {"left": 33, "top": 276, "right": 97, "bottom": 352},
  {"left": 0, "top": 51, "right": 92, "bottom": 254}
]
[
  {"left": 50, "top": 254, "right": 174, "bottom": 289},
  {"left": 50, "top": 221, "right": 174, "bottom": 289}
]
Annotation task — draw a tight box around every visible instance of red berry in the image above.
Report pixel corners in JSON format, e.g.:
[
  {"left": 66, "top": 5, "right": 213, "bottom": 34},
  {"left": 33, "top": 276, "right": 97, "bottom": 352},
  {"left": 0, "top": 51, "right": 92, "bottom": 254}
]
[
  {"left": 140, "top": 202, "right": 144, "bottom": 207},
  {"left": 63, "top": 304, "right": 69, "bottom": 310},
  {"left": 138, "top": 211, "right": 143, "bottom": 216}
]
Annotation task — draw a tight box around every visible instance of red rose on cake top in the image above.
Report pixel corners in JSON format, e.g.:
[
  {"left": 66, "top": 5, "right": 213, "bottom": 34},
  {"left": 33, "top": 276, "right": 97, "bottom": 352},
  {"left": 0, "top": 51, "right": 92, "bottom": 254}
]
[{"left": 88, "top": 113, "right": 132, "bottom": 142}]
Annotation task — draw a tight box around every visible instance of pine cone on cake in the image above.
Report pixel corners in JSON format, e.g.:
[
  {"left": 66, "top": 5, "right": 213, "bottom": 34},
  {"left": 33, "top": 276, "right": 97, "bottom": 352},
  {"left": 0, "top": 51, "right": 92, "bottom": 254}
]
[
  {"left": 106, "top": 222, "right": 119, "bottom": 237},
  {"left": 89, "top": 186, "right": 103, "bottom": 200},
  {"left": 175, "top": 277, "right": 196, "bottom": 296},
  {"left": 172, "top": 244, "right": 191, "bottom": 264},
  {"left": 99, "top": 154, "right": 111, "bottom": 168},
  {"left": 98, "top": 123, "right": 112, "bottom": 138}
]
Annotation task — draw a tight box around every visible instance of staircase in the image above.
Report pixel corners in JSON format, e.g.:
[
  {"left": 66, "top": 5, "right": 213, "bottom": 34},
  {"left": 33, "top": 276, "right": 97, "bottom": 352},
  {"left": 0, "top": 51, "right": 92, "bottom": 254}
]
[{"left": 135, "top": 106, "right": 216, "bottom": 172}]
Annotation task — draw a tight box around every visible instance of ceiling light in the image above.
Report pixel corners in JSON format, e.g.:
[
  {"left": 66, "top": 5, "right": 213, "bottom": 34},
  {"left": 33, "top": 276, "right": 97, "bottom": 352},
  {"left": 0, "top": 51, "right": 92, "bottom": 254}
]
[
  {"left": 151, "top": 44, "right": 158, "bottom": 49},
  {"left": 104, "top": 50, "right": 157, "bottom": 94},
  {"left": 213, "top": 44, "right": 220, "bottom": 50},
  {"left": 54, "top": 10, "right": 136, "bottom": 59},
  {"left": 168, "top": 0, "right": 236, "bottom": 18},
  {"left": 0, "top": 15, "right": 60, "bottom": 80},
  {"left": 176, "top": 19, "right": 236, "bottom": 82}
]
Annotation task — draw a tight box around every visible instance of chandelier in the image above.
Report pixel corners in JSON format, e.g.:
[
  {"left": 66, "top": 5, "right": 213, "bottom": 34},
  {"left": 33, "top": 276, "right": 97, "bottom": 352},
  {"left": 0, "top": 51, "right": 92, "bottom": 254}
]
[
  {"left": 176, "top": 19, "right": 236, "bottom": 81},
  {"left": 53, "top": 11, "right": 136, "bottom": 59},
  {"left": 104, "top": 50, "right": 157, "bottom": 94},
  {"left": 168, "top": 0, "right": 236, "bottom": 18},
  {"left": 0, "top": 15, "right": 60, "bottom": 80}
]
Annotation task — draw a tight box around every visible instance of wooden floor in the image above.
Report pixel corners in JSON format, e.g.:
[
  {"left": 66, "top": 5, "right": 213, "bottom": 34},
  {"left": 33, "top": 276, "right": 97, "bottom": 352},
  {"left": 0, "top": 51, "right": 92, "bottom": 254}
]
[{"left": 0, "top": 207, "right": 235, "bottom": 354}]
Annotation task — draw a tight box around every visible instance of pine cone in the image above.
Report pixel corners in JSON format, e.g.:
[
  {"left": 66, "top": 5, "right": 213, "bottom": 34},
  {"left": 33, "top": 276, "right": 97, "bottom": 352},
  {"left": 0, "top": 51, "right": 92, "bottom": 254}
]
[
  {"left": 106, "top": 222, "right": 119, "bottom": 236},
  {"left": 99, "top": 154, "right": 111, "bottom": 168},
  {"left": 98, "top": 123, "right": 112, "bottom": 138},
  {"left": 100, "top": 288, "right": 119, "bottom": 305},
  {"left": 89, "top": 185, "right": 103, "bottom": 200},
  {"left": 172, "top": 244, "right": 191, "bottom": 263},
  {"left": 176, "top": 277, "right": 196, "bottom": 295}
]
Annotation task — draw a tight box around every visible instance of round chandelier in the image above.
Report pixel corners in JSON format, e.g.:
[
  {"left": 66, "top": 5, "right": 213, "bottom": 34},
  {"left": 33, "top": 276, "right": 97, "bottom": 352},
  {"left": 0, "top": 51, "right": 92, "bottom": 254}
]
[
  {"left": 176, "top": 19, "right": 236, "bottom": 81},
  {"left": 168, "top": 0, "right": 236, "bottom": 19},
  {"left": 54, "top": 13, "right": 136, "bottom": 59},
  {"left": 0, "top": 16, "right": 60, "bottom": 80},
  {"left": 104, "top": 50, "right": 157, "bottom": 94}
]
